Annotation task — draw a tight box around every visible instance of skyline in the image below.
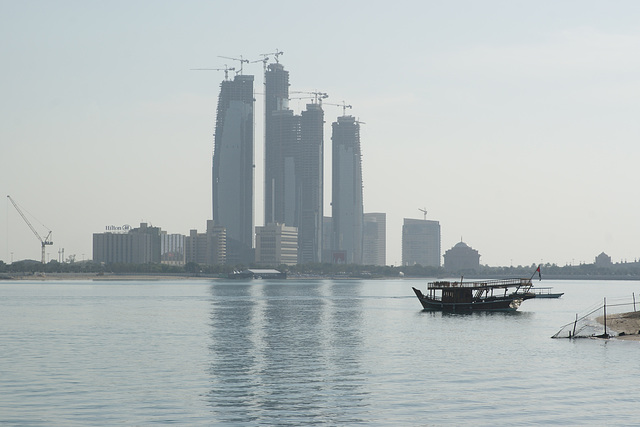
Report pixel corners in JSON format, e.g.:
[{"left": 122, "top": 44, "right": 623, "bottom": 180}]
[{"left": 3, "top": 1, "right": 640, "bottom": 267}]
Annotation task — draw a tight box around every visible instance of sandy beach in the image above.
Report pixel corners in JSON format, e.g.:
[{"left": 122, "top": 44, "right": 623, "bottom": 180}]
[{"left": 596, "top": 311, "right": 640, "bottom": 340}]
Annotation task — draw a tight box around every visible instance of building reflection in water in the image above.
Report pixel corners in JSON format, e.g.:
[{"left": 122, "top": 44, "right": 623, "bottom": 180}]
[{"left": 207, "top": 280, "right": 368, "bottom": 424}]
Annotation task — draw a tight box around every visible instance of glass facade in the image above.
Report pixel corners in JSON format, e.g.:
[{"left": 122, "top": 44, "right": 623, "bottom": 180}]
[
  {"left": 331, "top": 116, "right": 363, "bottom": 264},
  {"left": 212, "top": 74, "right": 254, "bottom": 264}
]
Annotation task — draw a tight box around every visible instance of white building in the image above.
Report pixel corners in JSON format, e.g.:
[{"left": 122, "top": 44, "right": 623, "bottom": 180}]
[
  {"left": 255, "top": 223, "right": 298, "bottom": 266},
  {"left": 161, "top": 232, "right": 185, "bottom": 265}
]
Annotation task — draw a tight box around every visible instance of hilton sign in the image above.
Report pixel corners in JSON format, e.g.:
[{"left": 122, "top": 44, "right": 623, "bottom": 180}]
[{"left": 105, "top": 224, "right": 132, "bottom": 233}]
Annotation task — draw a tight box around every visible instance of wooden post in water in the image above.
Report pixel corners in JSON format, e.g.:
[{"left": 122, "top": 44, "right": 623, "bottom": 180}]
[
  {"left": 572, "top": 313, "right": 578, "bottom": 338},
  {"left": 634, "top": 292, "right": 636, "bottom": 312},
  {"left": 603, "top": 297, "right": 607, "bottom": 337}
]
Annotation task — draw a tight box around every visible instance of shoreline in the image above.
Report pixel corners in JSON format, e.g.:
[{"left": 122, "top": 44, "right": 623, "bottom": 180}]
[
  {"left": 0, "top": 273, "right": 218, "bottom": 281},
  {"left": 5, "top": 272, "right": 640, "bottom": 282},
  {"left": 596, "top": 311, "right": 640, "bottom": 341}
]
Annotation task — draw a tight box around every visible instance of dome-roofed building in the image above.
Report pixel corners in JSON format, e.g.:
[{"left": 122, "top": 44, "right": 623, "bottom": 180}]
[
  {"left": 443, "top": 241, "right": 480, "bottom": 273},
  {"left": 595, "top": 252, "right": 612, "bottom": 267}
]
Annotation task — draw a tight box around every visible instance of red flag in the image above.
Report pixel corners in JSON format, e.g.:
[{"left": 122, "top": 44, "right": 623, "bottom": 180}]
[{"left": 536, "top": 265, "right": 542, "bottom": 280}]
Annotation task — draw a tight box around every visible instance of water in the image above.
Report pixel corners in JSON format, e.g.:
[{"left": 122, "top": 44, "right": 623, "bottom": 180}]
[{"left": 2, "top": 278, "right": 640, "bottom": 425}]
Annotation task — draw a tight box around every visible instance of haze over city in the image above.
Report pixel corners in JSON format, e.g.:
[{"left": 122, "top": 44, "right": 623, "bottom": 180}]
[{"left": 3, "top": 1, "right": 640, "bottom": 267}]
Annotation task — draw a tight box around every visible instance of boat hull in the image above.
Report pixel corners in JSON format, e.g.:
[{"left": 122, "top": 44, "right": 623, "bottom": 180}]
[
  {"left": 533, "top": 293, "right": 564, "bottom": 299},
  {"left": 530, "top": 287, "right": 563, "bottom": 298},
  {"left": 412, "top": 287, "right": 523, "bottom": 312}
]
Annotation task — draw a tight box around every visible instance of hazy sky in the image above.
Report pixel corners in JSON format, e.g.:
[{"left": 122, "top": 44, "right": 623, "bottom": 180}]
[{"left": 2, "top": 1, "right": 640, "bottom": 267}]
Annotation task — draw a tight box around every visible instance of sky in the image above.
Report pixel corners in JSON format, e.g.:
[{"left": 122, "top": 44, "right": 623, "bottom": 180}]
[{"left": 2, "top": 1, "right": 640, "bottom": 267}]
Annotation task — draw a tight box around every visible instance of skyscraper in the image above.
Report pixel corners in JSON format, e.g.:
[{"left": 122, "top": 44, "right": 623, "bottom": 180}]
[
  {"left": 298, "top": 103, "right": 324, "bottom": 263},
  {"left": 402, "top": 218, "right": 441, "bottom": 267},
  {"left": 322, "top": 216, "right": 334, "bottom": 262},
  {"left": 212, "top": 74, "right": 254, "bottom": 264},
  {"left": 264, "top": 63, "right": 299, "bottom": 226},
  {"left": 263, "top": 62, "right": 325, "bottom": 264},
  {"left": 331, "top": 115, "right": 364, "bottom": 264}
]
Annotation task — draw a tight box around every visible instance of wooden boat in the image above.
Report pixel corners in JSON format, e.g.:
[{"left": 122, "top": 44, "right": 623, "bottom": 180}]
[
  {"left": 530, "top": 287, "right": 563, "bottom": 298},
  {"left": 412, "top": 278, "right": 535, "bottom": 312}
]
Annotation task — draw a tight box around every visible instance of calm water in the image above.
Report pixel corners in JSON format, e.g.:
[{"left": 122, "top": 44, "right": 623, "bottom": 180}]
[{"left": 1, "top": 278, "right": 640, "bottom": 426}]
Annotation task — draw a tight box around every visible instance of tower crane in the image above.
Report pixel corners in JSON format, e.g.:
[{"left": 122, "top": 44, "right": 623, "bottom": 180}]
[
  {"left": 251, "top": 57, "right": 268, "bottom": 72},
  {"left": 252, "top": 49, "right": 285, "bottom": 71},
  {"left": 418, "top": 208, "right": 428, "bottom": 220},
  {"left": 324, "top": 101, "right": 353, "bottom": 116},
  {"left": 218, "top": 55, "right": 249, "bottom": 75},
  {"left": 7, "top": 195, "right": 53, "bottom": 264},
  {"left": 261, "top": 49, "right": 284, "bottom": 63},
  {"left": 290, "top": 91, "right": 328, "bottom": 104},
  {"left": 190, "top": 65, "right": 235, "bottom": 81}
]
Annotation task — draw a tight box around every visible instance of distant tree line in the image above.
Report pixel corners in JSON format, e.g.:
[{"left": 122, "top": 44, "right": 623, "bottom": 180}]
[{"left": 3, "top": 259, "right": 640, "bottom": 279}]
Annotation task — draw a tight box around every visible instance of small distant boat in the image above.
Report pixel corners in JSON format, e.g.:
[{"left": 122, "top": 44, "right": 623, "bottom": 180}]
[
  {"left": 530, "top": 287, "right": 563, "bottom": 298},
  {"left": 227, "top": 269, "right": 287, "bottom": 280},
  {"left": 412, "top": 278, "right": 535, "bottom": 312}
]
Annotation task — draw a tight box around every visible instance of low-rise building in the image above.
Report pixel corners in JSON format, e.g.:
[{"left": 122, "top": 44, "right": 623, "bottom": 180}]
[
  {"left": 443, "top": 241, "right": 480, "bottom": 272},
  {"left": 93, "top": 222, "right": 162, "bottom": 264},
  {"left": 185, "top": 220, "right": 226, "bottom": 266},
  {"left": 255, "top": 223, "right": 298, "bottom": 266},
  {"left": 161, "top": 232, "right": 185, "bottom": 265},
  {"left": 595, "top": 252, "right": 612, "bottom": 267}
]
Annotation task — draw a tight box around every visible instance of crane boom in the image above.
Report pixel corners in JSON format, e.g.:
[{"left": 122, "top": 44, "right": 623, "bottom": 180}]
[
  {"left": 217, "top": 55, "right": 249, "bottom": 75},
  {"left": 290, "top": 91, "right": 328, "bottom": 104},
  {"left": 191, "top": 65, "right": 235, "bottom": 80},
  {"left": 260, "top": 49, "right": 284, "bottom": 63},
  {"left": 7, "top": 195, "right": 53, "bottom": 264},
  {"left": 324, "top": 101, "right": 353, "bottom": 116}
]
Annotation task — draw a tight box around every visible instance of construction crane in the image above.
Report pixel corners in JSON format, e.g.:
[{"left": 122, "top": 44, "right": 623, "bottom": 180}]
[
  {"left": 252, "top": 49, "right": 285, "bottom": 71},
  {"left": 7, "top": 195, "right": 53, "bottom": 264},
  {"left": 261, "top": 49, "right": 284, "bottom": 63},
  {"left": 251, "top": 57, "right": 268, "bottom": 72},
  {"left": 419, "top": 208, "right": 428, "bottom": 220},
  {"left": 190, "top": 65, "right": 235, "bottom": 81},
  {"left": 290, "top": 91, "right": 329, "bottom": 104},
  {"left": 218, "top": 55, "right": 249, "bottom": 75},
  {"left": 324, "top": 101, "right": 353, "bottom": 116}
]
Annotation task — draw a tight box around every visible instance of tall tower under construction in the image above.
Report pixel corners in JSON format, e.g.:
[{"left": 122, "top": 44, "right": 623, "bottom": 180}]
[
  {"left": 263, "top": 61, "right": 325, "bottom": 264},
  {"left": 212, "top": 73, "right": 255, "bottom": 264},
  {"left": 331, "top": 115, "right": 363, "bottom": 264},
  {"left": 264, "top": 63, "right": 299, "bottom": 227}
]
